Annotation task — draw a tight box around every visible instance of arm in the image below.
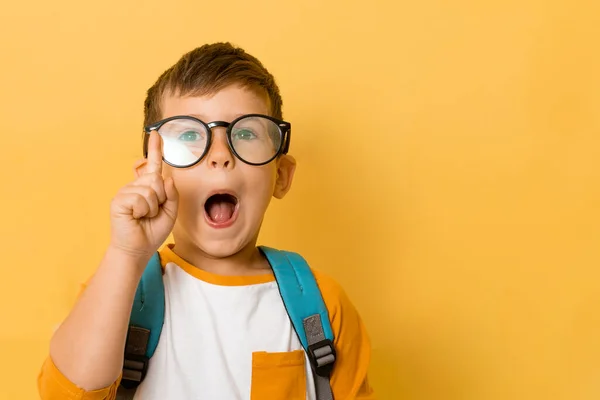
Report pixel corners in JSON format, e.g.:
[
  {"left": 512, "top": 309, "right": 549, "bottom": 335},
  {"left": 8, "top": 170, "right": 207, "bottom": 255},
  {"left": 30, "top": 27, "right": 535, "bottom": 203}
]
[
  {"left": 38, "top": 131, "right": 178, "bottom": 399},
  {"left": 48, "top": 248, "right": 147, "bottom": 390}
]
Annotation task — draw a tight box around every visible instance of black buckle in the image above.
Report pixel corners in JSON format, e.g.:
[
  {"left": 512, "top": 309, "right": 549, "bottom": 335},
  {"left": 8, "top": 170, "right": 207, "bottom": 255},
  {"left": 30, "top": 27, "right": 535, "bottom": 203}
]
[
  {"left": 307, "top": 339, "right": 336, "bottom": 377},
  {"left": 120, "top": 354, "right": 149, "bottom": 389},
  {"left": 120, "top": 326, "right": 150, "bottom": 389}
]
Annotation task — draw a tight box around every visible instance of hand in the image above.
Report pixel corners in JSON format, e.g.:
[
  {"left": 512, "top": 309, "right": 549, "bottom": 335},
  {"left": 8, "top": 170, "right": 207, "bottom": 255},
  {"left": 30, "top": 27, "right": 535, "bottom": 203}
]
[{"left": 108, "top": 131, "right": 179, "bottom": 264}]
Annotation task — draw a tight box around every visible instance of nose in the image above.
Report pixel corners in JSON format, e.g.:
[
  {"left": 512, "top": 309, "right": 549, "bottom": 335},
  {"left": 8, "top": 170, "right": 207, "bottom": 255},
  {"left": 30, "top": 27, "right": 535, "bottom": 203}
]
[{"left": 205, "top": 128, "right": 234, "bottom": 170}]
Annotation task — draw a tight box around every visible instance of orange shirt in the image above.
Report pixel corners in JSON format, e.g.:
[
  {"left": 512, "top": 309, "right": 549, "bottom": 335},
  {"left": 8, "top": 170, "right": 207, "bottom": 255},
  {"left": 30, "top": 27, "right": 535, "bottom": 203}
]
[{"left": 38, "top": 246, "right": 375, "bottom": 399}]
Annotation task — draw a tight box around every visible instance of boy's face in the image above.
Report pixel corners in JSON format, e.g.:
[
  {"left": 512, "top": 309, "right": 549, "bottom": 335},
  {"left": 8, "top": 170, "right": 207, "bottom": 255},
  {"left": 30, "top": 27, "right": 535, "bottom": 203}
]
[{"left": 138, "top": 85, "right": 296, "bottom": 258}]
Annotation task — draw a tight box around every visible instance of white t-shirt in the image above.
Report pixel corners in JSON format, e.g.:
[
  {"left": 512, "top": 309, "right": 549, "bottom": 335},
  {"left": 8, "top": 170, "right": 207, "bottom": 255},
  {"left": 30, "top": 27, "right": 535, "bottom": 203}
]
[
  {"left": 38, "top": 245, "right": 374, "bottom": 400},
  {"left": 134, "top": 251, "right": 316, "bottom": 400}
]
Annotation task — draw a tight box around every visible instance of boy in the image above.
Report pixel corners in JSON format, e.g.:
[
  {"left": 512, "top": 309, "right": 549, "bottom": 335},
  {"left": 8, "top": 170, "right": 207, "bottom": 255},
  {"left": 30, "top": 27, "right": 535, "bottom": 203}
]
[{"left": 38, "top": 42, "right": 374, "bottom": 400}]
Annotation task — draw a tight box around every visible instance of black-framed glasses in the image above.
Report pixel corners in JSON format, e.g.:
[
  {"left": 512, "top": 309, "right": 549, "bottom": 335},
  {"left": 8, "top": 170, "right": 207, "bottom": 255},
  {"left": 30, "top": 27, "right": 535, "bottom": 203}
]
[{"left": 143, "top": 114, "right": 291, "bottom": 168}]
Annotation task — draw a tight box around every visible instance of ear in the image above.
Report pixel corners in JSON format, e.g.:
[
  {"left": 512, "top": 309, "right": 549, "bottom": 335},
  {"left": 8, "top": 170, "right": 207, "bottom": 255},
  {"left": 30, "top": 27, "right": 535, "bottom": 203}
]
[
  {"left": 133, "top": 158, "right": 149, "bottom": 178},
  {"left": 273, "top": 155, "right": 297, "bottom": 199}
]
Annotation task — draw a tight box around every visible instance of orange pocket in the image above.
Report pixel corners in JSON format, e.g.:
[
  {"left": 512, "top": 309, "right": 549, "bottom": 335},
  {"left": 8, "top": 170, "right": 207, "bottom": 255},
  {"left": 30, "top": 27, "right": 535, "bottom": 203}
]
[{"left": 251, "top": 350, "right": 306, "bottom": 400}]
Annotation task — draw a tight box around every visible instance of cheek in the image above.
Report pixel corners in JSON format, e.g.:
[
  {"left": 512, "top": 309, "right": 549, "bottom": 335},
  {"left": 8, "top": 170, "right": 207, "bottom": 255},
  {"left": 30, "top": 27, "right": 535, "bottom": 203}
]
[
  {"left": 244, "top": 168, "right": 277, "bottom": 208},
  {"left": 169, "top": 171, "right": 203, "bottom": 212}
]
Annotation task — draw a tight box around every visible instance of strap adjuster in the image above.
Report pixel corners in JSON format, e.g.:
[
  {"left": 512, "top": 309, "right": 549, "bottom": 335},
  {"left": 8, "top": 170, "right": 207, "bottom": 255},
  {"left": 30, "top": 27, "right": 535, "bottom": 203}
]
[
  {"left": 307, "top": 338, "right": 336, "bottom": 377},
  {"left": 120, "top": 326, "right": 150, "bottom": 389},
  {"left": 120, "top": 354, "right": 149, "bottom": 389}
]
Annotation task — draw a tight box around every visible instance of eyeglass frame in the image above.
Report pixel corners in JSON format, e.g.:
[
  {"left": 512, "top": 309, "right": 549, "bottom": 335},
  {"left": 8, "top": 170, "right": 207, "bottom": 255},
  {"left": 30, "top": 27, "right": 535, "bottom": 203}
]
[{"left": 143, "top": 113, "right": 292, "bottom": 168}]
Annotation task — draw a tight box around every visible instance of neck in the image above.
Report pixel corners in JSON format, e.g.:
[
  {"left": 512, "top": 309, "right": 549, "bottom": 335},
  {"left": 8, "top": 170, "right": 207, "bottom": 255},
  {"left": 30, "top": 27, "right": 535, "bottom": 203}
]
[{"left": 170, "top": 237, "right": 270, "bottom": 277}]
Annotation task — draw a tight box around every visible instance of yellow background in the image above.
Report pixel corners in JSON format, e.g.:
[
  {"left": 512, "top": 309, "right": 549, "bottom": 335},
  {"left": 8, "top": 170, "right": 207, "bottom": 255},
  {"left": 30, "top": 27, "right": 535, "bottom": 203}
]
[{"left": 1, "top": 0, "right": 599, "bottom": 399}]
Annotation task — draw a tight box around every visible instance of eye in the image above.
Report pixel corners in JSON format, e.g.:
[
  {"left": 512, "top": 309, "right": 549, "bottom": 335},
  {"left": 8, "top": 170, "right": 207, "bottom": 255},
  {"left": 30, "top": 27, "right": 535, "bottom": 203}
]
[
  {"left": 232, "top": 129, "right": 257, "bottom": 141},
  {"left": 178, "top": 131, "right": 202, "bottom": 141}
]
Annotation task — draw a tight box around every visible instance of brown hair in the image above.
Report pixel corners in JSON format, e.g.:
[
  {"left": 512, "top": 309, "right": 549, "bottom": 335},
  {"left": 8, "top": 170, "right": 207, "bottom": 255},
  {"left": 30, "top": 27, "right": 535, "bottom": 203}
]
[{"left": 143, "top": 42, "right": 283, "bottom": 129}]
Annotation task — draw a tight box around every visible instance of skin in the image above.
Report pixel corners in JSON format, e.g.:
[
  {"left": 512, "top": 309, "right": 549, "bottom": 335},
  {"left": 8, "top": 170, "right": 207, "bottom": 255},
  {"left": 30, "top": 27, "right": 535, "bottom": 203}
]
[{"left": 49, "top": 84, "right": 297, "bottom": 390}]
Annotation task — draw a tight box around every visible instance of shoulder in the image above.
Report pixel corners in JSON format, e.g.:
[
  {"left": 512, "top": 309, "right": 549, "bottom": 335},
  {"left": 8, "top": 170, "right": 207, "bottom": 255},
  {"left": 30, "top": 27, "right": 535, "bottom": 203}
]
[
  {"left": 310, "top": 268, "right": 368, "bottom": 344},
  {"left": 310, "top": 268, "right": 348, "bottom": 319},
  {"left": 309, "top": 268, "right": 375, "bottom": 398}
]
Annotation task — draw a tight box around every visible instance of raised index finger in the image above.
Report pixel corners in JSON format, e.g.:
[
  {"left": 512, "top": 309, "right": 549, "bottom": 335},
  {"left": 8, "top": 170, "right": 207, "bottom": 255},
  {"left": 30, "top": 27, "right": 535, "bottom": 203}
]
[{"left": 146, "top": 130, "right": 163, "bottom": 174}]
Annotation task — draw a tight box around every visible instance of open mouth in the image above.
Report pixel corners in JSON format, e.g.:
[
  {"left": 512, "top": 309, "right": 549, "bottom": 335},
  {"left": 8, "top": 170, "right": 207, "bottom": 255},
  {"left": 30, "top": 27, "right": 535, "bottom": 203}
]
[{"left": 204, "top": 193, "right": 239, "bottom": 227}]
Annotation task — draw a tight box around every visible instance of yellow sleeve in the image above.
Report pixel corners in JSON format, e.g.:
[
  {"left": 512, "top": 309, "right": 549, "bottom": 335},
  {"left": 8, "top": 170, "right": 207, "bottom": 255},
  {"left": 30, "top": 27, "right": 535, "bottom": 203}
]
[
  {"left": 313, "top": 269, "right": 376, "bottom": 400},
  {"left": 37, "top": 356, "right": 119, "bottom": 400}
]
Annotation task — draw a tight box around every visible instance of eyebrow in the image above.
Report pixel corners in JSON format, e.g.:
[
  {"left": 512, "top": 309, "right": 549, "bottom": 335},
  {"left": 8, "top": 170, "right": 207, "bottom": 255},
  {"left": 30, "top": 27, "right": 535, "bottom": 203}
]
[{"left": 188, "top": 113, "right": 248, "bottom": 121}]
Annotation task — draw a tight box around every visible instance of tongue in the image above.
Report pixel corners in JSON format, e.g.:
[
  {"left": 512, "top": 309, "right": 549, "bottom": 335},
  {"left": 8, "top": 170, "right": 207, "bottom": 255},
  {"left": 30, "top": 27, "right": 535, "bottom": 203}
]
[{"left": 208, "top": 201, "right": 235, "bottom": 223}]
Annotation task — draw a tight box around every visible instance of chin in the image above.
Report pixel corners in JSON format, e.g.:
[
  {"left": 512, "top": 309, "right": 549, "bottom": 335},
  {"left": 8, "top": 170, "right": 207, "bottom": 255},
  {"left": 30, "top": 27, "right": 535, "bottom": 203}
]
[
  {"left": 172, "top": 210, "right": 262, "bottom": 258},
  {"left": 198, "top": 238, "right": 250, "bottom": 259},
  {"left": 174, "top": 226, "right": 256, "bottom": 260}
]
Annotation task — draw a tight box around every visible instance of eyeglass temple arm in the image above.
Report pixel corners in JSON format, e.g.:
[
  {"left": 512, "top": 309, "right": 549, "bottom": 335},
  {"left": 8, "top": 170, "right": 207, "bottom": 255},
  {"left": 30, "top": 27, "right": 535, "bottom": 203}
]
[{"left": 282, "top": 125, "right": 291, "bottom": 154}]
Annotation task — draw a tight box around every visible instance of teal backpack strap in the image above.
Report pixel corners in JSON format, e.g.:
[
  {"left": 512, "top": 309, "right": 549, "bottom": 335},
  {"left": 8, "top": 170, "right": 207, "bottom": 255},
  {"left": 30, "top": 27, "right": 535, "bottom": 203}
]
[
  {"left": 117, "top": 252, "right": 165, "bottom": 399},
  {"left": 259, "top": 246, "right": 336, "bottom": 400}
]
